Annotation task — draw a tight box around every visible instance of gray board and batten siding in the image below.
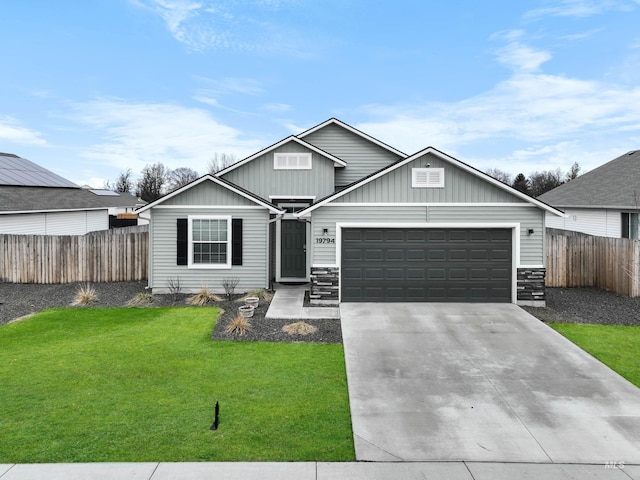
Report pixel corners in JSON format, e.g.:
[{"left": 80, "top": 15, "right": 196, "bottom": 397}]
[
  {"left": 220, "top": 141, "right": 336, "bottom": 200},
  {"left": 301, "top": 122, "right": 405, "bottom": 187}
]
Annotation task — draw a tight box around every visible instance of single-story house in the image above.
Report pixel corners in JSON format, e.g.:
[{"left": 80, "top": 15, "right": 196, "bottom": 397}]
[
  {"left": 138, "top": 118, "right": 563, "bottom": 305},
  {"left": 0, "top": 153, "right": 145, "bottom": 235},
  {"left": 539, "top": 150, "right": 640, "bottom": 239}
]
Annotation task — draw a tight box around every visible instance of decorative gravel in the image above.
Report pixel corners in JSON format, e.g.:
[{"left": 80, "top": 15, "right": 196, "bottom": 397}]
[
  {"left": 0, "top": 281, "right": 343, "bottom": 343},
  {"left": 2, "top": 282, "right": 638, "bottom": 333},
  {"left": 523, "top": 287, "right": 640, "bottom": 326}
]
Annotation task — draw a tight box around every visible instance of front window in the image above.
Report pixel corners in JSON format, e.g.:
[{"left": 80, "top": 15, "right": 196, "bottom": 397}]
[{"left": 189, "top": 216, "right": 231, "bottom": 268}]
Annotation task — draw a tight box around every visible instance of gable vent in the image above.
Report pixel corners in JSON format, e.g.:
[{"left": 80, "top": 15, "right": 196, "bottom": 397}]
[{"left": 412, "top": 168, "right": 444, "bottom": 188}]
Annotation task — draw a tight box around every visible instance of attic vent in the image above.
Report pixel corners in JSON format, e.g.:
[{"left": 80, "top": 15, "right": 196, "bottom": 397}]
[
  {"left": 274, "top": 153, "right": 312, "bottom": 170},
  {"left": 412, "top": 168, "right": 444, "bottom": 188}
]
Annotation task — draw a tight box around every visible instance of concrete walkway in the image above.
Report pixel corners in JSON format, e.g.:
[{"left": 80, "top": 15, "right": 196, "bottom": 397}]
[
  {"left": 1, "top": 462, "right": 637, "bottom": 479},
  {"left": 265, "top": 283, "right": 340, "bottom": 320}
]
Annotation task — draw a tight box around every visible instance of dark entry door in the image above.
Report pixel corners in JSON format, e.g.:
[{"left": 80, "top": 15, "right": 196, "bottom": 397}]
[{"left": 281, "top": 220, "right": 306, "bottom": 278}]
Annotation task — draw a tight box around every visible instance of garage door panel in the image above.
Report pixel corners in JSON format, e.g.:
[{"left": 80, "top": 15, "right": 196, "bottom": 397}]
[{"left": 342, "top": 228, "right": 512, "bottom": 302}]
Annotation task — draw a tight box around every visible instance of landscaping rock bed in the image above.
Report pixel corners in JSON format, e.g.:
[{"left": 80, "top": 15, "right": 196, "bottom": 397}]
[{"left": 0, "top": 281, "right": 343, "bottom": 343}]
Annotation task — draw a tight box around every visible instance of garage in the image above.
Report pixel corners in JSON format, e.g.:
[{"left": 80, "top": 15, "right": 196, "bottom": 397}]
[{"left": 341, "top": 227, "right": 512, "bottom": 302}]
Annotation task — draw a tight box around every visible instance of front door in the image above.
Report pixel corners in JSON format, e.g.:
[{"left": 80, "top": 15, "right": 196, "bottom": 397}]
[{"left": 281, "top": 220, "right": 306, "bottom": 278}]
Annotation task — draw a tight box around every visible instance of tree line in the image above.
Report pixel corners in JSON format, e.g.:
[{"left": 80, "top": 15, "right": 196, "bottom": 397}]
[
  {"left": 105, "top": 153, "right": 237, "bottom": 202},
  {"left": 485, "top": 162, "right": 581, "bottom": 198}
]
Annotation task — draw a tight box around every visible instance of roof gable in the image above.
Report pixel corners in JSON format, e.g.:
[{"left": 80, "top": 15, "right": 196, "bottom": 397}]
[
  {"left": 298, "top": 118, "right": 406, "bottom": 158},
  {"left": 136, "top": 175, "right": 283, "bottom": 214},
  {"left": 215, "top": 136, "right": 346, "bottom": 178},
  {"left": 538, "top": 150, "right": 640, "bottom": 208},
  {"left": 297, "top": 147, "right": 564, "bottom": 217}
]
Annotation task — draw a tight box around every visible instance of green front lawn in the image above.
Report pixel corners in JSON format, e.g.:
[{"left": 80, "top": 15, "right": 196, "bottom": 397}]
[
  {"left": 550, "top": 323, "right": 640, "bottom": 388},
  {"left": 0, "top": 307, "right": 354, "bottom": 463}
]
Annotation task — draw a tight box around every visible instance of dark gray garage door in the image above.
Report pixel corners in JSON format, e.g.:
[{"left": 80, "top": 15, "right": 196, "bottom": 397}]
[{"left": 341, "top": 228, "right": 512, "bottom": 302}]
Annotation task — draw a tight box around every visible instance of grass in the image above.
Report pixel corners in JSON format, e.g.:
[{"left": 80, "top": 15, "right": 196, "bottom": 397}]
[
  {"left": 0, "top": 307, "right": 354, "bottom": 463},
  {"left": 550, "top": 323, "right": 640, "bottom": 388},
  {"left": 224, "top": 314, "right": 252, "bottom": 336},
  {"left": 71, "top": 283, "right": 97, "bottom": 306},
  {"left": 187, "top": 286, "right": 223, "bottom": 305}
]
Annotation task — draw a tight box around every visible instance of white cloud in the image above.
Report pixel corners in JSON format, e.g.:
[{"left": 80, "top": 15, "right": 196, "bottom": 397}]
[
  {"left": 495, "top": 42, "right": 552, "bottom": 72},
  {"left": 524, "top": 0, "right": 635, "bottom": 19},
  {"left": 263, "top": 103, "right": 292, "bottom": 113},
  {"left": 73, "top": 99, "right": 263, "bottom": 174},
  {"left": 0, "top": 116, "right": 47, "bottom": 146}
]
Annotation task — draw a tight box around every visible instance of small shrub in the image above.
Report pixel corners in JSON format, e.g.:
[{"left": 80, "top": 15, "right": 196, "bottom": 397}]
[
  {"left": 224, "top": 315, "right": 252, "bottom": 336},
  {"left": 187, "top": 286, "right": 222, "bottom": 305},
  {"left": 222, "top": 278, "right": 240, "bottom": 300},
  {"left": 282, "top": 321, "right": 318, "bottom": 336},
  {"left": 239, "top": 289, "right": 273, "bottom": 302},
  {"left": 127, "top": 292, "right": 154, "bottom": 306},
  {"left": 166, "top": 277, "right": 183, "bottom": 303},
  {"left": 72, "top": 284, "right": 97, "bottom": 306}
]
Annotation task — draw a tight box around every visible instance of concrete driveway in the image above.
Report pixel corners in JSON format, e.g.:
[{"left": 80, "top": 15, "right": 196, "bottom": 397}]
[{"left": 340, "top": 303, "right": 640, "bottom": 463}]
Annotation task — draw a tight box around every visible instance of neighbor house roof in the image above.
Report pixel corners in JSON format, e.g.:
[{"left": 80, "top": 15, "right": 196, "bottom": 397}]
[
  {"left": 0, "top": 186, "right": 145, "bottom": 214},
  {"left": 215, "top": 136, "right": 347, "bottom": 177},
  {"left": 296, "top": 146, "right": 565, "bottom": 217},
  {"left": 538, "top": 150, "right": 640, "bottom": 209},
  {"left": 0, "top": 153, "right": 78, "bottom": 188},
  {"left": 136, "top": 174, "right": 284, "bottom": 214}
]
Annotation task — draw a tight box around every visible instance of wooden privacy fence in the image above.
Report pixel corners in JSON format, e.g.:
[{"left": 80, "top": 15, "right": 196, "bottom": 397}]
[
  {"left": 546, "top": 228, "right": 640, "bottom": 297},
  {"left": 0, "top": 226, "right": 148, "bottom": 284}
]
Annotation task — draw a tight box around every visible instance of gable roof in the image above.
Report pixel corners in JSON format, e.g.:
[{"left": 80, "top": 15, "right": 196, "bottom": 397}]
[
  {"left": 215, "top": 136, "right": 347, "bottom": 177},
  {"left": 136, "top": 174, "right": 283, "bottom": 214},
  {"left": 0, "top": 153, "right": 78, "bottom": 188},
  {"left": 0, "top": 186, "right": 143, "bottom": 214},
  {"left": 296, "top": 146, "right": 564, "bottom": 217},
  {"left": 538, "top": 150, "right": 640, "bottom": 209},
  {"left": 298, "top": 118, "right": 407, "bottom": 158}
]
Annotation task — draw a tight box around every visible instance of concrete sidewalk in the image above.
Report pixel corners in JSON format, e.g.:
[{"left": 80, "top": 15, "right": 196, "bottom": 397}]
[
  {"left": 265, "top": 283, "right": 339, "bottom": 320},
  {"left": 1, "top": 462, "right": 637, "bottom": 479}
]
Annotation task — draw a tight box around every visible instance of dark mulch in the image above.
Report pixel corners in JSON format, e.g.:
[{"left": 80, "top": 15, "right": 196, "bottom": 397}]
[
  {"left": 212, "top": 297, "right": 342, "bottom": 344},
  {"left": 523, "top": 287, "right": 640, "bottom": 326}
]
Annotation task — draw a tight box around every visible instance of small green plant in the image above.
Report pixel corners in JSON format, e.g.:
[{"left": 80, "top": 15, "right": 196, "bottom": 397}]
[
  {"left": 187, "top": 286, "right": 222, "bottom": 305},
  {"left": 72, "top": 284, "right": 97, "bottom": 306},
  {"left": 127, "top": 292, "right": 154, "bottom": 306},
  {"left": 224, "top": 314, "right": 252, "bottom": 336},
  {"left": 282, "top": 321, "right": 318, "bottom": 336}
]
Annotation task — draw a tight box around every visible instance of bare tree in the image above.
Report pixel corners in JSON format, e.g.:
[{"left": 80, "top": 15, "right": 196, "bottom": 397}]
[
  {"left": 114, "top": 168, "right": 135, "bottom": 193},
  {"left": 207, "top": 153, "right": 238, "bottom": 174},
  {"left": 485, "top": 168, "right": 513, "bottom": 185},
  {"left": 136, "top": 163, "right": 168, "bottom": 202},
  {"left": 167, "top": 167, "right": 199, "bottom": 192},
  {"left": 528, "top": 168, "right": 564, "bottom": 197}
]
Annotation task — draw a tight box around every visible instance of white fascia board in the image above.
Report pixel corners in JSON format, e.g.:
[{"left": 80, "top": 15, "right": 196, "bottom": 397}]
[
  {"left": 296, "top": 147, "right": 565, "bottom": 218},
  {"left": 298, "top": 118, "right": 407, "bottom": 158},
  {"left": 215, "top": 136, "right": 346, "bottom": 177},
  {"left": 136, "top": 175, "right": 283, "bottom": 214},
  {"left": 316, "top": 202, "right": 538, "bottom": 208}
]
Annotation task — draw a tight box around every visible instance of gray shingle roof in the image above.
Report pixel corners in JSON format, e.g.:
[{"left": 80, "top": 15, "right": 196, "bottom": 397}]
[
  {"left": 538, "top": 150, "right": 640, "bottom": 208},
  {"left": 0, "top": 186, "right": 146, "bottom": 213},
  {"left": 0, "top": 153, "right": 79, "bottom": 188}
]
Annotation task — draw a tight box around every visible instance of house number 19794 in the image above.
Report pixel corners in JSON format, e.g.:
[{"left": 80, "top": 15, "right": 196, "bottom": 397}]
[{"left": 315, "top": 237, "right": 335, "bottom": 244}]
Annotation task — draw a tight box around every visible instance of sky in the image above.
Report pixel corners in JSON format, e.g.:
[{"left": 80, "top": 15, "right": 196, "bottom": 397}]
[{"left": 1, "top": 0, "right": 640, "bottom": 188}]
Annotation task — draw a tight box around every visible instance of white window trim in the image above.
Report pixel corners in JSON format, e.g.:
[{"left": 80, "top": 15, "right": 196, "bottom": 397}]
[
  {"left": 274, "top": 152, "right": 312, "bottom": 170},
  {"left": 188, "top": 215, "right": 232, "bottom": 269},
  {"left": 412, "top": 168, "right": 444, "bottom": 188}
]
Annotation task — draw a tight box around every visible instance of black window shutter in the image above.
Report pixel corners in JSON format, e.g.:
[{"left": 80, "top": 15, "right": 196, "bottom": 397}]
[
  {"left": 232, "top": 218, "right": 243, "bottom": 266},
  {"left": 176, "top": 218, "right": 188, "bottom": 265}
]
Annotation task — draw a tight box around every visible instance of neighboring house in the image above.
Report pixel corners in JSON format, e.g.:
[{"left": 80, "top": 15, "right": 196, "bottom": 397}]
[
  {"left": 0, "top": 153, "right": 146, "bottom": 235},
  {"left": 539, "top": 150, "right": 640, "bottom": 239},
  {"left": 138, "top": 118, "right": 563, "bottom": 305}
]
